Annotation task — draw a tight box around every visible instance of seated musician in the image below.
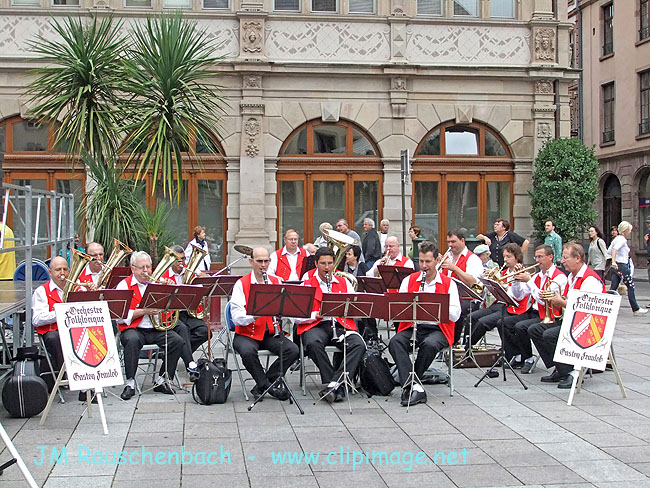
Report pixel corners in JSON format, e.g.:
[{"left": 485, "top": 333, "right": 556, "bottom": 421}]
[
  {"left": 503, "top": 245, "right": 567, "bottom": 372},
  {"left": 466, "top": 243, "right": 531, "bottom": 347},
  {"left": 388, "top": 241, "right": 461, "bottom": 407},
  {"left": 160, "top": 245, "right": 209, "bottom": 382},
  {"left": 366, "top": 236, "right": 414, "bottom": 279},
  {"left": 31, "top": 256, "right": 68, "bottom": 389},
  {"left": 296, "top": 247, "right": 366, "bottom": 403},
  {"left": 77, "top": 241, "right": 104, "bottom": 290},
  {"left": 116, "top": 251, "right": 185, "bottom": 400},
  {"left": 269, "top": 229, "right": 308, "bottom": 282},
  {"left": 230, "top": 247, "right": 298, "bottom": 401},
  {"left": 529, "top": 242, "right": 605, "bottom": 389}
]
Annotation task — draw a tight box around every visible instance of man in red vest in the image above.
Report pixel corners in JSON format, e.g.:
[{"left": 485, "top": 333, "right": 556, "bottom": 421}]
[
  {"left": 388, "top": 241, "right": 461, "bottom": 406},
  {"left": 503, "top": 244, "right": 567, "bottom": 372},
  {"left": 116, "top": 251, "right": 185, "bottom": 400},
  {"left": 530, "top": 242, "right": 606, "bottom": 389},
  {"left": 297, "top": 247, "right": 366, "bottom": 403},
  {"left": 77, "top": 242, "right": 104, "bottom": 290},
  {"left": 269, "top": 229, "right": 308, "bottom": 282},
  {"left": 230, "top": 247, "right": 298, "bottom": 401},
  {"left": 32, "top": 256, "right": 69, "bottom": 384},
  {"left": 365, "top": 235, "right": 414, "bottom": 279}
]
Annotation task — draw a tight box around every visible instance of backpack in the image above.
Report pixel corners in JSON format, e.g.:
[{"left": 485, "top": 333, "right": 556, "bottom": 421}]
[
  {"left": 192, "top": 358, "right": 232, "bottom": 405},
  {"left": 358, "top": 339, "right": 394, "bottom": 397}
]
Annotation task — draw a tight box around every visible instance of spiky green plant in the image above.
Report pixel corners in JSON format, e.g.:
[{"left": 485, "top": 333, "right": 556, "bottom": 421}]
[
  {"left": 26, "top": 16, "right": 125, "bottom": 164},
  {"left": 134, "top": 203, "right": 174, "bottom": 267},
  {"left": 120, "top": 14, "right": 227, "bottom": 199}
]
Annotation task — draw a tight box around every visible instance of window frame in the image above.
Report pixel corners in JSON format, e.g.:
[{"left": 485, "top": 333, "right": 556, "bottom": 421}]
[
  {"left": 311, "top": 0, "right": 338, "bottom": 13},
  {"left": 640, "top": 70, "right": 650, "bottom": 136},
  {"left": 124, "top": 0, "right": 153, "bottom": 8},
  {"left": 348, "top": 0, "right": 375, "bottom": 15},
  {"left": 453, "top": 0, "right": 479, "bottom": 17},
  {"left": 641, "top": 0, "right": 650, "bottom": 42},
  {"left": 415, "top": 121, "right": 511, "bottom": 160},
  {"left": 202, "top": 0, "right": 229, "bottom": 8},
  {"left": 280, "top": 120, "right": 380, "bottom": 158},
  {"left": 602, "top": 81, "right": 616, "bottom": 144},
  {"left": 602, "top": 3, "right": 614, "bottom": 57},
  {"left": 273, "top": 0, "right": 301, "bottom": 12},
  {"left": 489, "top": 0, "right": 515, "bottom": 19},
  {"left": 416, "top": 0, "right": 443, "bottom": 17}
]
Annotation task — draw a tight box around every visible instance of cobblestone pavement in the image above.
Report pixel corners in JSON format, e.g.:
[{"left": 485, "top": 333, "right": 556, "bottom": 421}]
[{"left": 1, "top": 283, "right": 650, "bottom": 487}]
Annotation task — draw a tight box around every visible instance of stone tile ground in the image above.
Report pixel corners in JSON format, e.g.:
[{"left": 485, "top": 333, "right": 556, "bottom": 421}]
[{"left": 1, "top": 281, "right": 649, "bottom": 487}]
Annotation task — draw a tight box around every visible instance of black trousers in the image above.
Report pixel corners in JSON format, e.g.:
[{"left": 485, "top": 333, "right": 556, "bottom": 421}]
[
  {"left": 232, "top": 330, "right": 299, "bottom": 389},
  {"left": 501, "top": 308, "right": 538, "bottom": 360},
  {"left": 40, "top": 330, "right": 64, "bottom": 375},
  {"left": 120, "top": 327, "right": 184, "bottom": 380},
  {"left": 301, "top": 321, "right": 366, "bottom": 385},
  {"left": 175, "top": 311, "right": 209, "bottom": 368},
  {"left": 468, "top": 304, "right": 506, "bottom": 346},
  {"left": 389, "top": 323, "right": 448, "bottom": 387},
  {"left": 528, "top": 322, "right": 572, "bottom": 377},
  {"left": 455, "top": 299, "right": 479, "bottom": 345}
]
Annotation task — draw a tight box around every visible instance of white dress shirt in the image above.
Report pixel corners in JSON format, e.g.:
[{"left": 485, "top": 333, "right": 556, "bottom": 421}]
[
  {"left": 366, "top": 253, "right": 415, "bottom": 277},
  {"left": 116, "top": 275, "right": 154, "bottom": 329},
  {"left": 567, "top": 264, "right": 603, "bottom": 294},
  {"left": 295, "top": 273, "right": 355, "bottom": 323},
  {"left": 526, "top": 265, "right": 568, "bottom": 310},
  {"left": 184, "top": 238, "right": 211, "bottom": 272},
  {"left": 230, "top": 272, "right": 280, "bottom": 326},
  {"left": 32, "top": 280, "right": 62, "bottom": 327},
  {"left": 398, "top": 272, "right": 462, "bottom": 324},
  {"left": 443, "top": 247, "right": 484, "bottom": 280},
  {"left": 268, "top": 247, "right": 301, "bottom": 282}
]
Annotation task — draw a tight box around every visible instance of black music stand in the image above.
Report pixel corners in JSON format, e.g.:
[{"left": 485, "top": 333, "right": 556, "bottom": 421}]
[
  {"left": 382, "top": 292, "right": 449, "bottom": 411},
  {"left": 140, "top": 284, "right": 208, "bottom": 397},
  {"left": 67, "top": 290, "right": 134, "bottom": 322},
  {"left": 357, "top": 276, "right": 387, "bottom": 294},
  {"left": 199, "top": 275, "right": 243, "bottom": 359},
  {"left": 451, "top": 279, "right": 485, "bottom": 370},
  {"left": 318, "top": 293, "right": 383, "bottom": 412},
  {"left": 106, "top": 267, "right": 131, "bottom": 289},
  {"left": 246, "top": 283, "right": 316, "bottom": 414},
  {"left": 474, "top": 277, "right": 528, "bottom": 390},
  {"left": 377, "top": 265, "right": 414, "bottom": 290}
]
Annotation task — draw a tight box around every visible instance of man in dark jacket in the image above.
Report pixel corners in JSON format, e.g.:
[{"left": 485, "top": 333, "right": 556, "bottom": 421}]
[{"left": 362, "top": 218, "right": 382, "bottom": 269}]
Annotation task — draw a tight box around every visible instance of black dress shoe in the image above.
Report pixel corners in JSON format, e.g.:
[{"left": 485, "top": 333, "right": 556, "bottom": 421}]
[
  {"left": 120, "top": 386, "right": 135, "bottom": 400},
  {"left": 558, "top": 374, "right": 575, "bottom": 389},
  {"left": 79, "top": 391, "right": 98, "bottom": 403},
  {"left": 153, "top": 383, "right": 174, "bottom": 395},
  {"left": 334, "top": 386, "right": 346, "bottom": 403},
  {"left": 269, "top": 383, "right": 290, "bottom": 401},
  {"left": 250, "top": 385, "right": 265, "bottom": 401},
  {"left": 509, "top": 358, "right": 524, "bottom": 369},
  {"left": 319, "top": 386, "right": 336, "bottom": 404},
  {"left": 289, "top": 359, "right": 301, "bottom": 372},
  {"left": 401, "top": 389, "right": 427, "bottom": 407},
  {"left": 487, "top": 369, "right": 500, "bottom": 378},
  {"left": 541, "top": 369, "right": 562, "bottom": 383},
  {"left": 187, "top": 366, "right": 200, "bottom": 382},
  {"left": 400, "top": 387, "right": 411, "bottom": 403}
]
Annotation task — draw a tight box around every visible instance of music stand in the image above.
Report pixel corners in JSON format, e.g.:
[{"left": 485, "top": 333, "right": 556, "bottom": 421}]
[
  {"left": 450, "top": 279, "right": 485, "bottom": 370},
  {"left": 246, "top": 283, "right": 316, "bottom": 414},
  {"left": 318, "top": 293, "right": 384, "bottom": 412},
  {"left": 474, "top": 278, "right": 528, "bottom": 390},
  {"left": 106, "top": 267, "right": 131, "bottom": 289},
  {"left": 139, "top": 284, "right": 208, "bottom": 397},
  {"left": 382, "top": 292, "right": 449, "bottom": 411},
  {"left": 377, "top": 265, "right": 414, "bottom": 291},
  {"left": 356, "top": 276, "right": 387, "bottom": 294},
  {"left": 200, "top": 275, "right": 243, "bottom": 359}
]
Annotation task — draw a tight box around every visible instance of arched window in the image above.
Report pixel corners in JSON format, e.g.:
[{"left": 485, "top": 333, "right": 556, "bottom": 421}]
[
  {"left": 603, "top": 174, "right": 621, "bottom": 242},
  {"left": 413, "top": 121, "right": 513, "bottom": 246},
  {"left": 639, "top": 171, "right": 650, "bottom": 248},
  {"left": 278, "top": 120, "right": 381, "bottom": 243}
]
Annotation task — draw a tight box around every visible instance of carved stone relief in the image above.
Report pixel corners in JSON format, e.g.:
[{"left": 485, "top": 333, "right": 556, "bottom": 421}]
[
  {"left": 455, "top": 105, "right": 473, "bottom": 124},
  {"left": 243, "top": 75, "right": 262, "bottom": 89},
  {"left": 242, "top": 21, "right": 263, "bottom": 53},
  {"left": 537, "top": 122, "right": 552, "bottom": 143},
  {"left": 534, "top": 28, "right": 555, "bottom": 62},
  {"left": 535, "top": 80, "right": 553, "bottom": 94},
  {"left": 244, "top": 117, "right": 261, "bottom": 157}
]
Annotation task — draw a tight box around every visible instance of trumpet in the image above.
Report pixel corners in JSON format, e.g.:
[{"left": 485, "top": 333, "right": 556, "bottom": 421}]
[
  {"left": 435, "top": 248, "right": 453, "bottom": 273},
  {"left": 495, "top": 264, "right": 538, "bottom": 283},
  {"left": 540, "top": 278, "right": 564, "bottom": 324},
  {"left": 379, "top": 248, "right": 391, "bottom": 266}
]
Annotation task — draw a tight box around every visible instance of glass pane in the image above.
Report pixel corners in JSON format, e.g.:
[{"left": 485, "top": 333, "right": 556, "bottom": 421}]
[
  {"left": 447, "top": 181, "right": 478, "bottom": 238},
  {"left": 279, "top": 180, "right": 305, "bottom": 245},
  {"left": 454, "top": 0, "right": 478, "bottom": 16},
  {"left": 163, "top": 0, "right": 191, "bottom": 7},
  {"left": 490, "top": 0, "right": 514, "bottom": 18},
  {"left": 203, "top": 0, "right": 228, "bottom": 7},
  {"left": 349, "top": 0, "right": 373, "bottom": 13},
  {"left": 417, "top": 0, "right": 442, "bottom": 15},
  {"left": 12, "top": 179, "right": 48, "bottom": 261},
  {"left": 414, "top": 181, "right": 439, "bottom": 244},
  {"left": 275, "top": 0, "right": 299, "bottom": 10},
  {"left": 353, "top": 181, "right": 378, "bottom": 230},
  {"left": 156, "top": 181, "right": 189, "bottom": 252},
  {"left": 13, "top": 122, "right": 48, "bottom": 152},
  {"left": 53, "top": 0, "right": 80, "bottom": 4},
  {"left": 313, "top": 125, "right": 347, "bottom": 154},
  {"left": 12, "top": 0, "right": 40, "bottom": 5},
  {"left": 198, "top": 180, "right": 224, "bottom": 264},
  {"left": 196, "top": 135, "right": 220, "bottom": 154},
  {"left": 312, "top": 0, "right": 336, "bottom": 11},
  {"left": 352, "top": 129, "right": 376, "bottom": 156},
  {"left": 417, "top": 129, "right": 440, "bottom": 155},
  {"left": 485, "top": 131, "right": 507, "bottom": 156},
  {"left": 445, "top": 129, "right": 478, "bottom": 155},
  {"left": 55, "top": 179, "right": 83, "bottom": 242},
  {"left": 313, "top": 181, "right": 344, "bottom": 239},
  {"left": 125, "top": 0, "right": 152, "bottom": 7},
  {"left": 0, "top": 126, "right": 5, "bottom": 153},
  {"left": 282, "top": 128, "right": 308, "bottom": 155},
  {"left": 486, "top": 181, "right": 510, "bottom": 231}
]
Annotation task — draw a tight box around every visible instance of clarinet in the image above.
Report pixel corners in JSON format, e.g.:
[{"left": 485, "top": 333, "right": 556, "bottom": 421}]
[
  {"left": 262, "top": 271, "right": 281, "bottom": 337},
  {"left": 325, "top": 272, "right": 337, "bottom": 341},
  {"left": 420, "top": 271, "right": 426, "bottom": 291}
]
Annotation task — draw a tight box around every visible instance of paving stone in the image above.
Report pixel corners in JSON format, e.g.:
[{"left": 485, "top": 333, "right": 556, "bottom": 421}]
[
  {"left": 536, "top": 441, "right": 611, "bottom": 462},
  {"left": 507, "top": 465, "right": 587, "bottom": 485},
  {"left": 315, "top": 470, "right": 388, "bottom": 487},
  {"left": 381, "top": 471, "right": 456, "bottom": 488},
  {"left": 44, "top": 475, "right": 114, "bottom": 487},
  {"left": 474, "top": 439, "right": 559, "bottom": 467},
  {"left": 562, "top": 459, "right": 649, "bottom": 482},
  {"left": 440, "top": 463, "right": 523, "bottom": 487},
  {"left": 180, "top": 474, "right": 250, "bottom": 488},
  {"left": 601, "top": 445, "right": 650, "bottom": 464}
]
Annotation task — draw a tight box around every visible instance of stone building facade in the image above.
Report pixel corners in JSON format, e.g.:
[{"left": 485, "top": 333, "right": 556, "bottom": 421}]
[{"left": 0, "top": 0, "right": 575, "bottom": 267}]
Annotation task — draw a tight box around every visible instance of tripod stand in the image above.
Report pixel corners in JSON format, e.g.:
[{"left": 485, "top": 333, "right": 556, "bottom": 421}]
[
  {"left": 451, "top": 278, "right": 485, "bottom": 370},
  {"left": 474, "top": 277, "right": 528, "bottom": 390}
]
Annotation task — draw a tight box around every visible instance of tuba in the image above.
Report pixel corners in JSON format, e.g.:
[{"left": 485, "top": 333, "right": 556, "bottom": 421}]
[
  {"left": 540, "top": 277, "right": 563, "bottom": 324},
  {"left": 322, "top": 228, "right": 359, "bottom": 290},
  {"left": 185, "top": 245, "right": 209, "bottom": 319},
  {"left": 97, "top": 239, "right": 132, "bottom": 289},
  {"left": 62, "top": 249, "right": 94, "bottom": 302},
  {"left": 148, "top": 247, "right": 179, "bottom": 331}
]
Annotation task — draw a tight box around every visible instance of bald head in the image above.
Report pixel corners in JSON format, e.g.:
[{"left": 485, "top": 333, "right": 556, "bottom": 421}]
[
  {"left": 385, "top": 236, "right": 400, "bottom": 259},
  {"left": 49, "top": 256, "right": 69, "bottom": 289},
  {"left": 250, "top": 247, "right": 270, "bottom": 280},
  {"left": 86, "top": 242, "right": 105, "bottom": 273}
]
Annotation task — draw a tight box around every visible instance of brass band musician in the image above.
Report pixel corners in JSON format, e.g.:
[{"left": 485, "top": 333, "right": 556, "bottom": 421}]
[{"left": 77, "top": 241, "right": 104, "bottom": 290}]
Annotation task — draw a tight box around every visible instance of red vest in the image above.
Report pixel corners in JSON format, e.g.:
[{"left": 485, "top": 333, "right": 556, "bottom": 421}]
[
  {"left": 385, "top": 255, "right": 412, "bottom": 293},
  {"left": 563, "top": 267, "right": 606, "bottom": 296},
  {"left": 273, "top": 248, "right": 308, "bottom": 281},
  {"left": 398, "top": 272, "right": 455, "bottom": 347},
  {"left": 118, "top": 276, "right": 145, "bottom": 332},
  {"left": 442, "top": 250, "right": 475, "bottom": 280},
  {"left": 236, "top": 273, "right": 281, "bottom": 341},
  {"left": 533, "top": 267, "right": 566, "bottom": 320},
  {"left": 501, "top": 268, "right": 530, "bottom": 315},
  {"left": 78, "top": 265, "right": 94, "bottom": 285},
  {"left": 297, "top": 274, "right": 357, "bottom": 335},
  {"left": 36, "top": 281, "right": 61, "bottom": 335}
]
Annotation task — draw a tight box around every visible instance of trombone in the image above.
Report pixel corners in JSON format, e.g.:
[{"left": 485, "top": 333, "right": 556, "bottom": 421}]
[{"left": 494, "top": 264, "right": 538, "bottom": 284}]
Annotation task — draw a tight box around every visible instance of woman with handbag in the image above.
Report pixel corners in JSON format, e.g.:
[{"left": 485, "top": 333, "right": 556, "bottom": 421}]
[
  {"left": 587, "top": 225, "right": 609, "bottom": 281},
  {"left": 610, "top": 221, "right": 647, "bottom": 316}
]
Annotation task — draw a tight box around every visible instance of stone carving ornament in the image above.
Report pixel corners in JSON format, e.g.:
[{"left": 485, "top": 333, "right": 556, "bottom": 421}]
[
  {"left": 243, "top": 75, "right": 261, "bottom": 89},
  {"left": 242, "top": 21, "right": 263, "bottom": 53},
  {"left": 535, "top": 80, "right": 553, "bottom": 94},
  {"left": 534, "top": 28, "right": 555, "bottom": 62},
  {"left": 392, "top": 77, "right": 406, "bottom": 91},
  {"left": 537, "top": 122, "right": 552, "bottom": 142},
  {"left": 244, "top": 117, "right": 260, "bottom": 157}
]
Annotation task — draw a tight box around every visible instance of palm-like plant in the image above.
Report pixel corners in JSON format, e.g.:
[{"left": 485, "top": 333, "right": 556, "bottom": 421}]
[
  {"left": 134, "top": 203, "right": 174, "bottom": 267},
  {"left": 120, "top": 14, "right": 227, "bottom": 199},
  {"left": 26, "top": 16, "right": 125, "bottom": 164}
]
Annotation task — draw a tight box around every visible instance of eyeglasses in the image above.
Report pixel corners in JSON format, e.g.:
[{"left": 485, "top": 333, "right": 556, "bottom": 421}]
[{"left": 254, "top": 259, "right": 270, "bottom": 264}]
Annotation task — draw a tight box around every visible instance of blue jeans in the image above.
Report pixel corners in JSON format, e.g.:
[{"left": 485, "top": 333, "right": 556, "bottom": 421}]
[{"left": 610, "top": 262, "right": 640, "bottom": 312}]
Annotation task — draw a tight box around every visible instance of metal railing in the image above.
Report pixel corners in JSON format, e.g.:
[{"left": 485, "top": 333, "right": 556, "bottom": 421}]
[{"left": 0, "top": 182, "right": 75, "bottom": 347}]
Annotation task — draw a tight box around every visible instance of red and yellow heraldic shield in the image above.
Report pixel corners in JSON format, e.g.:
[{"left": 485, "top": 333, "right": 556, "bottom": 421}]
[
  {"left": 570, "top": 311, "right": 607, "bottom": 349},
  {"left": 70, "top": 326, "right": 108, "bottom": 367}
]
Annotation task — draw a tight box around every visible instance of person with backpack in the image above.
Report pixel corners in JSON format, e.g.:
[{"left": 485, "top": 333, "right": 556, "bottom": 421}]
[{"left": 587, "top": 225, "right": 609, "bottom": 281}]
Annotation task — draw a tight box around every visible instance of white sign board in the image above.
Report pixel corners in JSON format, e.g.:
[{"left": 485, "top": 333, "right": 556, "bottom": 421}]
[
  {"left": 553, "top": 290, "right": 621, "bottom": 371},
  {"left": 54, "top": 301, "right": 123, "bottom": 391}
]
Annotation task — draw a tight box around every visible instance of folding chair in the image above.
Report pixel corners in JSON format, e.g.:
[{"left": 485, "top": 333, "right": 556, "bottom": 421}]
[
  {"left": 298, "top": 339, "right": 340, "bottom": 396},
  {"left": 37, "top": 335, "right": 65, "bottom": 404}
]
